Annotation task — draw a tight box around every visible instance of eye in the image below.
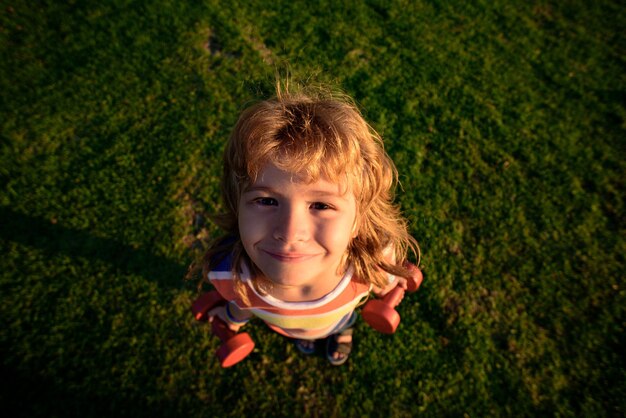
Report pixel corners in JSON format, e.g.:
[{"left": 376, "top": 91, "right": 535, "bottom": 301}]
[
  {"left": 311, "top": 202, "right": 332, "bottom": 210},
  {"left": 254, "top": 197, "right": 278, "bottom": 206}
]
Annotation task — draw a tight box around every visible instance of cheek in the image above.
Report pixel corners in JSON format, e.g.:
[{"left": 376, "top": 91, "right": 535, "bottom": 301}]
[
  {"left": 238, "top": 215, "right": 260, "bottom": 264},
  {"left": 238, "top": 207, "right": 259, "bottom": 243},
  {"left": 319, "top": 215, "right": 357, "bottom": 251},
  {"left": 238, "top": 206, "right": 275, "bottom": 252}
]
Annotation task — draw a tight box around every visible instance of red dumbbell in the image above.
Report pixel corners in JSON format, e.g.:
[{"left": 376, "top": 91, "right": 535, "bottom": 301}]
[
  {"left": 191, "top": 291, "right": 255, "bottom": 368},
  {"left": 361, "top": 263, "right": 423, "bottom": 334}
]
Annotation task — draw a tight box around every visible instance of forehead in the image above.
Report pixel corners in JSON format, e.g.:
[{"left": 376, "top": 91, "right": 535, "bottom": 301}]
[{"left": 246, "top": 162, "right": 353, "bottom": 198}]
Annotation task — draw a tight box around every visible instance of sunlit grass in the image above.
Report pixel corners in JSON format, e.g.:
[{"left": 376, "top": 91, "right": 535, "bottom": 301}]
[{"left": 1, "top": 1, "right": 624, "bottom": 416}]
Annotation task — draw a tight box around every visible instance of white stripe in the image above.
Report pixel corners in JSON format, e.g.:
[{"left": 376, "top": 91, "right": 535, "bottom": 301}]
[
  {"left": 208, "top": 271, "right": 233, "bottom": 280},
  {"left": 207, "top": 264, "right": 251, "bottom": 281}
]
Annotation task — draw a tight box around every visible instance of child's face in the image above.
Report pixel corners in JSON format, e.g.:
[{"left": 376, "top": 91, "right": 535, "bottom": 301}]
[{"left": 238, "top": 162, "right": 357, "bottom": 297}]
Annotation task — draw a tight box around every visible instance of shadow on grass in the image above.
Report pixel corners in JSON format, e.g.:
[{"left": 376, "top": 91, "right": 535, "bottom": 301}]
[
  {"left": 0, "top": 206, "right": 188, "bottom": 290},
  {"left": 0, "top": 361, "right": 176, "bottom": 418},
  {"left": 0, "top": 206, "right": 193, "bottom": 416}
]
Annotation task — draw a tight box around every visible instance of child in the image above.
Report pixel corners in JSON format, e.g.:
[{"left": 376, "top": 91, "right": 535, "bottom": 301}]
[{"left": 197, "top": 84, "right": 419, "bottom": 366}]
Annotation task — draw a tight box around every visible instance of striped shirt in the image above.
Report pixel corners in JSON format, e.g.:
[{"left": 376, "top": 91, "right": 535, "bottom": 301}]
[{"left": 208, "top": 254, "right": 372, "bottom": 339}]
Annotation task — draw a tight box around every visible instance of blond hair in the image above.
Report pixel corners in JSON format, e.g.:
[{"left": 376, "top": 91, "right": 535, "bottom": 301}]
[{"left": 199, "top": 85, "right": 419, "bottom": 303}]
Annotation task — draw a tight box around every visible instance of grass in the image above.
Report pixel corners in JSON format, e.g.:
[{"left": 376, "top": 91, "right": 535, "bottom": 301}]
[{"left": 1, "top": 0, "right": 624, "bottom": 416}]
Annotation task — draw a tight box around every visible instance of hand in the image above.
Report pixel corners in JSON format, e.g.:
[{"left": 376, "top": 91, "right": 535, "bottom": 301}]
[
  {"left": 207, "top": 306, "right": 243, "bottom": 333},
  {"left": 395, "top": 277, "right": 408, "bottom": 291},
  {"left": 374, "top": 276, "right": 408, "bottom": 298}
]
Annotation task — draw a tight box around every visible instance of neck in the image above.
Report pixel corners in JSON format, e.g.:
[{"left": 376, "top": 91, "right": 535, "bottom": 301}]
[{"left": 262, "top": 272, "right": 346, "bottom": 303}]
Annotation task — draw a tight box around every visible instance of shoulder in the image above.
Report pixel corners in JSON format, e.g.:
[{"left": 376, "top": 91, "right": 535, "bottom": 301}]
[
  {"left": 207, "top": 252, "right": 241, "bottom": 301},
  {"left": 347, "top": 268, "right": 374, "bottom": 294},
  {"left": 208, "top": 252, "right": 234, "bottom": 280}
]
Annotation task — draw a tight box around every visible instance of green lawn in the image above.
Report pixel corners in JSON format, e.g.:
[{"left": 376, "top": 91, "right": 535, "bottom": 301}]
[{"left": 1, "top": 1, "right": 624, "bottom": 416}]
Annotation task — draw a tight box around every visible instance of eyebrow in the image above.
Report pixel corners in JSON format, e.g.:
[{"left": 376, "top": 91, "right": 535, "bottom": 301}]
[
  {"left": 243, "top": 185, "right": 273, "bottom": 193},
  {"left": 243, "top": 185, "right": 348, "bottom": 200}
]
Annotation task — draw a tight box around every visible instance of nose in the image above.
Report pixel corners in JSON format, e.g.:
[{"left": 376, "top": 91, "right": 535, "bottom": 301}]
[{"left": 273, "top": 205, "right": 309, "bottom": 243}]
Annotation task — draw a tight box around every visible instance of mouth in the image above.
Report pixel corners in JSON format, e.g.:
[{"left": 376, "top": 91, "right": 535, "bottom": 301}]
[{"left": 262, "top": 250, "right": 318, "bottom": 263}]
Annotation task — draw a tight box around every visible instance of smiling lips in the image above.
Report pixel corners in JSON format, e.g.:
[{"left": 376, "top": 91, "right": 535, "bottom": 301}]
[{"left": 262, "top": 249, "right": 319, "bottom": 263}]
